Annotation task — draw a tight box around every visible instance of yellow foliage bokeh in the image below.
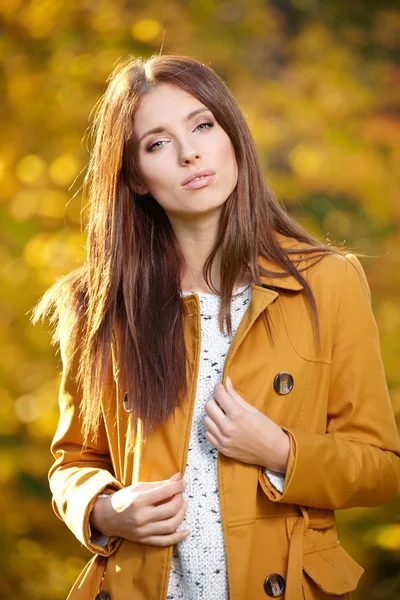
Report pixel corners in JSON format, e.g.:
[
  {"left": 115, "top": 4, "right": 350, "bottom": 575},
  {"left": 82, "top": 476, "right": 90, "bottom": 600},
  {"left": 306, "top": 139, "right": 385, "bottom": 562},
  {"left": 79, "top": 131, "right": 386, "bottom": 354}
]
[{"left": 1, "top": 2, "right": 399, "bottom": 599}]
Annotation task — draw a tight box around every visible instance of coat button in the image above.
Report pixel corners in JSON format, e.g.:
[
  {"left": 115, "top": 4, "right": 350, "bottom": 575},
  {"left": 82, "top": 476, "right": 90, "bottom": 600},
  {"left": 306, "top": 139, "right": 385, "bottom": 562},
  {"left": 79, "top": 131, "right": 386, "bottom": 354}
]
[
  {"left": 95, "top": 592, "right": 111, "bottom": 600},
  {"left": 274, "top": 372, "right": 294, "bottom": 395},
  {"left": 263, "top": 573, "right": 285, "bottom": 597}
]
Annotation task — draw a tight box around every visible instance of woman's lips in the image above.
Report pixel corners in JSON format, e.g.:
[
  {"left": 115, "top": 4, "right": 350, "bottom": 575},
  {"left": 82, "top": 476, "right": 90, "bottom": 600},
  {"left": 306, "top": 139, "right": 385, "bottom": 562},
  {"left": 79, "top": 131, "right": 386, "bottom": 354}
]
[{"left": 183, "top": 173, "right": 216, "bottom": 190}]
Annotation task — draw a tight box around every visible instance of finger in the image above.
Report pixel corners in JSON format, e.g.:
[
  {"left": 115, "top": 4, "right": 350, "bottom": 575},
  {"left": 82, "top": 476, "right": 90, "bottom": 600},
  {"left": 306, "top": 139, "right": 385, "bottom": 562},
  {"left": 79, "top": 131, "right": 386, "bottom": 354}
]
[
  {"left": 131, "top": 473, "right": 181, "bottom": 493},
  {"left": 153, "top": 491, "right": 186, "bottom": 516},
  {"left": 214, "top": 384, "right": 230, "bottom": 415},
  {"left": 138, "top": 527, "right": 191, "bottom": 547},
  {"left": 150, "top": 495, "right": 187, "bottom": 527},
  {"left": 205, "top": 429, "right": 219, "bottom": 449},
  {"left": 226, "top": 376, "right": 235, "bottom": 392},
  {"left": 140, "top": 497, "right": 187, "bottom": 536},
  {"left": 225, "top": 377, "right": 242, "bottom": 400},
  {"left": 206, "top": 396, "right": 227, "bottom": 421},
  {"left": 141, "top": 479, "right": 187, "bottom": 507},
  {"left": 225, "top": 378, "right": 255, "bottom": 410},
  {"left": 204, "top": 415, "right": 223, "bottom": 441}
]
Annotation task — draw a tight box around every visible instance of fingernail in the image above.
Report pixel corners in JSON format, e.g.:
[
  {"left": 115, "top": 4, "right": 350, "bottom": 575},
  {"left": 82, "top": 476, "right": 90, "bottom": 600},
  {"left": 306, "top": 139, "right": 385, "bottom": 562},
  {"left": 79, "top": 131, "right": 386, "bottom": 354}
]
[
  {"left": 182, "top": 530, "right": 190, "bottom": 538},
  {"left": 182, "top": 480, "right": 188, "bottom": 489},
  {"left": 170, "top": 472, "right": 181, "bottom": 480}
]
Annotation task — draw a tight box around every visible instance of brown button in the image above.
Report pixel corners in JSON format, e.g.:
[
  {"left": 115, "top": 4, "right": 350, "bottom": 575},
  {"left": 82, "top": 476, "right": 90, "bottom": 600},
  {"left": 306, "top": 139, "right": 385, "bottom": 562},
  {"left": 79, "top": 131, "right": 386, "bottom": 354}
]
[
  {"left": 274, "top": 372, "right": 294, "bottom": 395},
  {"left": 264, "top": 573, "right": 285, "bottom": 597},
  {"left": 96, "top": 592, "right": 111, "bottom": 600}
]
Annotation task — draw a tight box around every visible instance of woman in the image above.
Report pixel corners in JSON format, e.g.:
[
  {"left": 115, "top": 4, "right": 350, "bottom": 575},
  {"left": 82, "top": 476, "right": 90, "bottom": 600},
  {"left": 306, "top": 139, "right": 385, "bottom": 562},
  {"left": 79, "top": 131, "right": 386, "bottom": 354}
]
[{"left": 32, "top": 54, "right": 400, "bottom": 600}]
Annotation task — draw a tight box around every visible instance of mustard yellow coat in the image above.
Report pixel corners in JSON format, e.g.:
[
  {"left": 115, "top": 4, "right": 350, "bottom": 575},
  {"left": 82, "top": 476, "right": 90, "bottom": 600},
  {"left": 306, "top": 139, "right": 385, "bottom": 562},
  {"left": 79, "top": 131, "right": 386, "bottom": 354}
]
[{"left": 49, "top": 236, "right": 400, "bottom": 600}]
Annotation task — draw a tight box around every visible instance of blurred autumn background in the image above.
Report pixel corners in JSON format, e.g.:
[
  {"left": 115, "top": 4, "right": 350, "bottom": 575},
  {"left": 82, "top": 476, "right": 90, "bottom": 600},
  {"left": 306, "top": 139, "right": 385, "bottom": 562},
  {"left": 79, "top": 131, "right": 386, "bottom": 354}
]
[{"left": 1, "top": 0, "right": 400, "bottom": 598}]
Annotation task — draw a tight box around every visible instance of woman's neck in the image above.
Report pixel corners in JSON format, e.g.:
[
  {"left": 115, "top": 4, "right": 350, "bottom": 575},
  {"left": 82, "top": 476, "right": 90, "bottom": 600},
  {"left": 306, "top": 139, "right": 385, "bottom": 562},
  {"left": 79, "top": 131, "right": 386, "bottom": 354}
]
[
  {"left": 181, "top": 272, "right": 253, "bottom": 294},
  {"left": 167, "top": 209, "right": 252, "bottom": 294}
]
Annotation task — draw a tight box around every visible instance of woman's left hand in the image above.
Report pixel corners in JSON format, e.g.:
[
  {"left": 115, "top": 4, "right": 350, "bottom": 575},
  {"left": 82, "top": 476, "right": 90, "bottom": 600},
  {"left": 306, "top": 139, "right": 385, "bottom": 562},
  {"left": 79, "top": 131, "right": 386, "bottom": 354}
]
[{"left": 204, "top": 376, "right": 290, "bottom": 473}]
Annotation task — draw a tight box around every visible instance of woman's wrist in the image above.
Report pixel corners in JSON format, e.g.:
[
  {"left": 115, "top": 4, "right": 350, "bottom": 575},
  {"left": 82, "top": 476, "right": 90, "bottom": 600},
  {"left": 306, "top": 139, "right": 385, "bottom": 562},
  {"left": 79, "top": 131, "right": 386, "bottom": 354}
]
[
  {"left": 275, "top": 429, "right": 290, "bottom": 473},
  {"left": 90, "top": 493, "right": 115, "bottom": 537},
  {"left": 266, "top": 428, "right": 290, "bottom": 474}
]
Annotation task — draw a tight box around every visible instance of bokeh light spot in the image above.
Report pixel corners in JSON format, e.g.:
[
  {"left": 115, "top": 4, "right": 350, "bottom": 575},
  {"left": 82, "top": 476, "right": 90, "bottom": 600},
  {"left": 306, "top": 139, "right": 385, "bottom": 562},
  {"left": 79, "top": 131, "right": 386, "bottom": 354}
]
[
  {"left": 16, "top": 155, "right": 47, "bottom": 185},
  {"left": 289, "top": 144, "right": 325, "bottom": 177},
  {"left": 49, "top": 153, "right": 80, "bottom": 187},
  {"left": 14, "top": 394, "right": 41, "bottom": 423},
  {"left": 131, "top": 19, "right": 162, "bottom": 42}
]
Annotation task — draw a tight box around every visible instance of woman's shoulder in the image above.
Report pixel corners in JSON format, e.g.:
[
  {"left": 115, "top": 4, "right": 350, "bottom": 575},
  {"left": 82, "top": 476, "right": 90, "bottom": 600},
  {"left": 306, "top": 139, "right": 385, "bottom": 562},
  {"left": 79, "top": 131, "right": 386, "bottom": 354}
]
[{"left": 276, "top": 232, "right": 369, "bottom": 298}]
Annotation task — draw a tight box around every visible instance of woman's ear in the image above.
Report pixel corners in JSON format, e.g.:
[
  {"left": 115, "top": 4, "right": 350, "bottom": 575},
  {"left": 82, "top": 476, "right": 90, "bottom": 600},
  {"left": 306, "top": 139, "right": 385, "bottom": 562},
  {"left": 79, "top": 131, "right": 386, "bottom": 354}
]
[{"left": 132, "top": 182, "right": 149, "bottom": 196}]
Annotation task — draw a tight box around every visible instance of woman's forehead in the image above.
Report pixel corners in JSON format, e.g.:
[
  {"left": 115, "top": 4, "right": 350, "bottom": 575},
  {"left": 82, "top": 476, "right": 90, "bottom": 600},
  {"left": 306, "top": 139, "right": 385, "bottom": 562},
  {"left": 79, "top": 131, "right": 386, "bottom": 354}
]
[{"left": 133, "top": 84, "right": 209, "bottom": 138}]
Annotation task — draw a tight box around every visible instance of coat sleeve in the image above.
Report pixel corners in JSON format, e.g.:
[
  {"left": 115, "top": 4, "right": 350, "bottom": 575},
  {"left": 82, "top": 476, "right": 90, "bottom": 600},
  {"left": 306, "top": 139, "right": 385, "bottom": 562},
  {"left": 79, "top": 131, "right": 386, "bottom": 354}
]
[
  {"left": 259, "top": 254, "right": 400, "bottom": 509},
  {"left": 48, "top": 320, "right": 124, "bottom": 556}
]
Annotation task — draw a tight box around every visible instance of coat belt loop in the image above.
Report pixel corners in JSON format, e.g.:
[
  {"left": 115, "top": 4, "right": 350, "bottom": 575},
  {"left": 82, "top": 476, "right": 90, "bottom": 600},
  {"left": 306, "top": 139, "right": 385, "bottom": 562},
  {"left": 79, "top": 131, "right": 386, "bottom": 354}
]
[
  {"left": 300, "top": 505, "right": 309, "bottom": 533},
  {"left": 285, "top": 506, "right": 309, "bottom": 599}
]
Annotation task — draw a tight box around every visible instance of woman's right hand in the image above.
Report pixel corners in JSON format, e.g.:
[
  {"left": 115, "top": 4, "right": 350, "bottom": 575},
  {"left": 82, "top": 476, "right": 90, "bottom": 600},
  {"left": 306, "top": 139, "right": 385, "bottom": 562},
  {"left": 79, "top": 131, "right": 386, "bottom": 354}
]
[{"left": 90, "top": 472, "right": 190, "bottom": 547}]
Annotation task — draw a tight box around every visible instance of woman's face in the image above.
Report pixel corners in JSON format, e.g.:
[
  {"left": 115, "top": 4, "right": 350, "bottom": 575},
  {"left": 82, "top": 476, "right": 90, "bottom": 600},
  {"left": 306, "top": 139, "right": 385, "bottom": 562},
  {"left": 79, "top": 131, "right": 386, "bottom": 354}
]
[{"left": 133, "top": 83, "right": 238, "bottom": 221}]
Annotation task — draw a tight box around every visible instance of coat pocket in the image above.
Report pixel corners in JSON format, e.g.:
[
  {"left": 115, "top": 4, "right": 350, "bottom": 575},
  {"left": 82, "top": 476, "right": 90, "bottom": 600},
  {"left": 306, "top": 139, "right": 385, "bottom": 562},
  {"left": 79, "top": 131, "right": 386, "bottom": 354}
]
[{"left": 302, "top": 542, "right": 364, "bottom": 598}]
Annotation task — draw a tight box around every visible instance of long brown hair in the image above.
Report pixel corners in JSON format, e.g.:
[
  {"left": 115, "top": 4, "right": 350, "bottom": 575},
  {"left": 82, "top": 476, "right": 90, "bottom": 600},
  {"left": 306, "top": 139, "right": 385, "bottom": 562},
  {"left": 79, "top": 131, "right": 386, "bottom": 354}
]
[{"left": 31, "top": 53, "right": 340, "bottom": 447}]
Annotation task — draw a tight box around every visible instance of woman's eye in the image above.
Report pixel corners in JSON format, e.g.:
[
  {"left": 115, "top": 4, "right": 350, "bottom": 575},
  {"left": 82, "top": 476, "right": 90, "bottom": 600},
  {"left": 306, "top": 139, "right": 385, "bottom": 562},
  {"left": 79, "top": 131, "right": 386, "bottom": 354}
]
[
  {"left": 147, "top": 140, "right": 164, "bottom": 152},
  {"left": 146, "top": 121, "right": 214, "bottom": 153},
  {"left": 196, "top": 121, "right": 214, "bottom": 132}
]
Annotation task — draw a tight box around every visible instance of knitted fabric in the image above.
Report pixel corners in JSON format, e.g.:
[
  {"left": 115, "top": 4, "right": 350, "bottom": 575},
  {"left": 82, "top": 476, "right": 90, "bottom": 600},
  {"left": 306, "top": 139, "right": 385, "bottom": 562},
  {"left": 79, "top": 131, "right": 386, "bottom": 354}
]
[{"left": 166, "top": 284, "right": 285, "bottom": 599}]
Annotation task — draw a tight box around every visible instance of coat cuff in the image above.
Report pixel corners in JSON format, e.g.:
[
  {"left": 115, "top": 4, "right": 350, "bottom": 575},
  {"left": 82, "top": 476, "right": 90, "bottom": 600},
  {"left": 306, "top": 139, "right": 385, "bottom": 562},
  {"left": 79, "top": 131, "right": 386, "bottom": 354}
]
[
  {"left": 52, "top": 469, "right": 124, "bottom": 556},
  {"left": 259, "top": 428, "right": 296, "bottom": 500},
  {"left": 88, "top": 491, "right": 114, "bottom": 547},
  {"left": 82, "top": 472, "right": 123, "bottom": 556},
  {"left": 82, "top": 478, "right": 123, "bottom": 556}
]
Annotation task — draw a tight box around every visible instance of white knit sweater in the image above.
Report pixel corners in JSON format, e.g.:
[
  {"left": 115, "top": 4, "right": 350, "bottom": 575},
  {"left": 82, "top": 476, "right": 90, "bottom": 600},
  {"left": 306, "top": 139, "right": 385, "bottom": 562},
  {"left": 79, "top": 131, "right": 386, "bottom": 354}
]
[
  {"left": 167, "top": 284, "right": 284, "bottom": 599},
  {"left": 90, "top": 283, "right": 285, "bottom": 599}
]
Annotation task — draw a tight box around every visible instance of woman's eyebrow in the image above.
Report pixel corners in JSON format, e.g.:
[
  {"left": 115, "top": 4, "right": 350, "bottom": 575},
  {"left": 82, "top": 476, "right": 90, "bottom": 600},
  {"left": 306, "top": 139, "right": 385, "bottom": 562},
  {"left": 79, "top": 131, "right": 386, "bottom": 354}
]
[{"left": 138, "top": 108, "right": 211, "bottom": 144}]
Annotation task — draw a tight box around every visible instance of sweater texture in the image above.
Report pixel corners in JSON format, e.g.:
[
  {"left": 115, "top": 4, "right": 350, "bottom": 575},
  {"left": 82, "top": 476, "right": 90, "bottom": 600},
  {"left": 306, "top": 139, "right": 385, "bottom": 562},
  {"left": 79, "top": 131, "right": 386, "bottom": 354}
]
[{"left": 166, "top": 284, "right": 284, "bottom": 599}]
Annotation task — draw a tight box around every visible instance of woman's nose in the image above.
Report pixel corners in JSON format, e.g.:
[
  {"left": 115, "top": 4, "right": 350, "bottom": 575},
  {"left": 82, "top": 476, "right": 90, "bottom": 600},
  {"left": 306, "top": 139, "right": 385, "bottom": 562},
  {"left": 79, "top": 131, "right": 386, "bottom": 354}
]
[{"left": 180, "top": 148, "right": 201, "bottom": 165}]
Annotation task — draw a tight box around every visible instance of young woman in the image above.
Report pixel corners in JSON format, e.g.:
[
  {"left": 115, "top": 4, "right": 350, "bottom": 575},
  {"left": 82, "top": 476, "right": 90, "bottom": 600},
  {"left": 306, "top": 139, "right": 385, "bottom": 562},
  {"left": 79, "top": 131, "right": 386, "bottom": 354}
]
[{"left": 32, "top": 54, "right": 400, "bottom": 600}]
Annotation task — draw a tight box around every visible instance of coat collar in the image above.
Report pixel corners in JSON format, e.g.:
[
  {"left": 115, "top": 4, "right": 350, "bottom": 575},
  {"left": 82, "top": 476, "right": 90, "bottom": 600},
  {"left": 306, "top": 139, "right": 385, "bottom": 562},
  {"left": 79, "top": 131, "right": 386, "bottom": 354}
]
[
  {"left": 258, "top": 264, "right": 303, "bottom": 292},
  {"left": 181, "top": 233, "right": 306, "bottom": 304},
  {"left": 258, "top": 233, "right": 304, "bottom": 291}
]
